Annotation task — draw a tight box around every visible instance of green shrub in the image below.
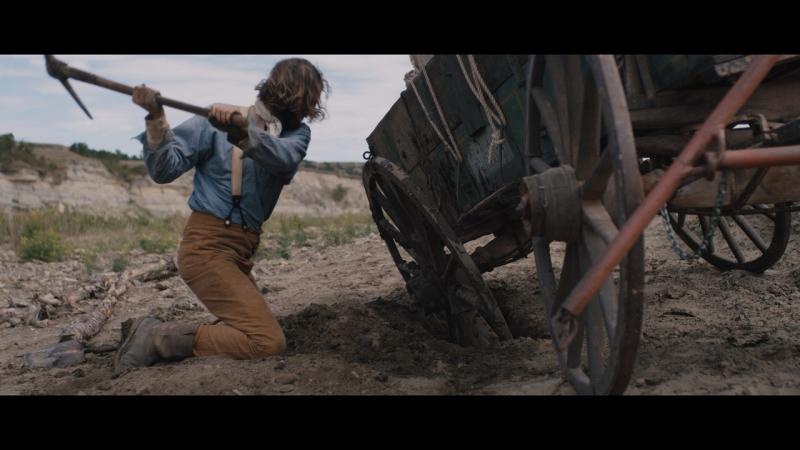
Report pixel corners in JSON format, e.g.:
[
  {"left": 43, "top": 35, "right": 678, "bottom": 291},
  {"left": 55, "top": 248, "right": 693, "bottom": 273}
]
[
  {"left": 331, "top": 184, "right": 348, "bottom": 203},
  {"left": 112, "top": 255, "right": 129, "bottom": 273},
  {"left": 18, "top": 228, "right": 68, "bottom": 262},
  {"left": 80, "top": 249, "right": 99, "bottom": 273},
  {"left": 139, "top": 236, "right": 175, "bottom": 254},
  {"left": 0, "top": 135, "right": 57, "bottom": 177}
]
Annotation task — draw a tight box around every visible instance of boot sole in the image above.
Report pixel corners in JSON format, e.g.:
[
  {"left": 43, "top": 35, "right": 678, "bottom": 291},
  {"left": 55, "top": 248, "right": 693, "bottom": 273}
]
[{"left": 112, "top": 317, "right": 151, "bottom": 379}]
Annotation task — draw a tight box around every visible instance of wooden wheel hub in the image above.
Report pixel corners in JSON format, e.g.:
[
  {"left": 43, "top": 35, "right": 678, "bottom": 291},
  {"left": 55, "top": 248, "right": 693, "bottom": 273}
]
[{"left": 520, "top": 166, "right": 581, "bottom": 243}]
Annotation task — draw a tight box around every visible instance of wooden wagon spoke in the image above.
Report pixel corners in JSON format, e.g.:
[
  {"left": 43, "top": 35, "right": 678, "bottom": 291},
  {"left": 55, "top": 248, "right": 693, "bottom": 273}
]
[
  {"left": 677, "top": 212, "right": 686, "bottom": 228},
  {"left": 373, "top": 186, "right": 415, "bottom": 236},
  {"left": 579, "top": 142, "right": 615, "bottom": 201},
  {"left": 582, "top": 200, "right": 619, "bottom": 245},
  {"left": 532, "top": 238, "right": 557, "bottom": 315},
  {"left": 375, "top": 218, "right": 416, "bottom": 253},
  {"left": 697, "top": 215, "right": 715, "bottom": 254},
  {"left": 564, "top": 55, "right": 586, "bottom": 168},
  {"left": 751, "top": 204, "right": 776, "bottom": 222},
  {"left": 545, "top": 55, "right": 572, "bottom": 163},
  {"left": 581, "top": 226, "right": 618, "bottom": 338},
  {"left": 732, "top": 214, "right": 768, "bottom": 252},
  {"left": 530, "top": 87, "right": 565, "bottom": 160},
  {"left": 717, "top": 218, "right": 746, "bottom": 263},
  {"left": 575, "top": 73, "right": 602, "bottom": 181},
  {"left": 585, "top": 297, "right": 608, "bottom": 385}
]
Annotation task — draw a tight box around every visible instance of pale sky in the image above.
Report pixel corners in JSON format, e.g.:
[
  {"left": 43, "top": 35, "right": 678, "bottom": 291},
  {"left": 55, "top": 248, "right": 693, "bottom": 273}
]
[{"left": 0, "top": 55, "right": 412, "bottom": 162}]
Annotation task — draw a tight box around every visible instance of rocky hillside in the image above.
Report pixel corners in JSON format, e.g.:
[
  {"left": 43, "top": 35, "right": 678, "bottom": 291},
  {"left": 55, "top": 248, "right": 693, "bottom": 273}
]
[{"left": 0, "top": 142, "right": 368, "bottom": 218}]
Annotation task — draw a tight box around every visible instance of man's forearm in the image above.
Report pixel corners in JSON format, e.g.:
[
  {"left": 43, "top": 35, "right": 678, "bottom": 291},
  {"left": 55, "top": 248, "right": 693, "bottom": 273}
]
[{"left": 145, "top": 112, "right": 170, "bottom": 148}]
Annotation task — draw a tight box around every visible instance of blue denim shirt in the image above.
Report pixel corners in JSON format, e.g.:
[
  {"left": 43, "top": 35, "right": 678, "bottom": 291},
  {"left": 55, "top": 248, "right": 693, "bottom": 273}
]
[{"left": 136, "top": 113, "right": 310, "bottom": 231}]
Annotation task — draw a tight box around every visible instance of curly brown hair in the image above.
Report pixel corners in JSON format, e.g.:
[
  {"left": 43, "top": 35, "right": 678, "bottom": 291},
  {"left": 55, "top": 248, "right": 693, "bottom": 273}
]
[{"left": 257, "top": 58, "right": 329, "bottom": 131}]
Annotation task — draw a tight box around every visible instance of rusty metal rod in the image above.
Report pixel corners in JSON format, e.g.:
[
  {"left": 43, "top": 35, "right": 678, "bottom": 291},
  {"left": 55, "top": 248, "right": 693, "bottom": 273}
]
[
  {"left": 718, "top": 145, "right": 800, "bottom": 168},
  {"left": 552, "top": 55, "right": 780, "bottom": 349}
]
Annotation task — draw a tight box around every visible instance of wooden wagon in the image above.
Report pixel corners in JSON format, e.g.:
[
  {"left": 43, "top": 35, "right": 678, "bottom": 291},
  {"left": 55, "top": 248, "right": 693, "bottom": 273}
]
[{"left": 363, "top": 54, "right": 800, "bottom": 394}]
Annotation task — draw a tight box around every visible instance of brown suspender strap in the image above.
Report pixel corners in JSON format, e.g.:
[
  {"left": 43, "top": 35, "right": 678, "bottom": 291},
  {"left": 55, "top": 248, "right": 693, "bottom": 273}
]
[
  {"left": 224, "top": 106, "right": 250, "bottom": 229},
  {"left": 231, "top": 145, "right": 244, "bottom": 197}
]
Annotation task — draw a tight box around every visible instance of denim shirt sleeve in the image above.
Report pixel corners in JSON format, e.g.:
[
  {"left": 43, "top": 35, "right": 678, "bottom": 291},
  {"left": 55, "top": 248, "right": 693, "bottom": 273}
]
[
  {"left": 136, "top": 115, "right": 213, "bottom": 184},
  {"left": 244, "top": 117, "right": 310, "bottom": 176}
]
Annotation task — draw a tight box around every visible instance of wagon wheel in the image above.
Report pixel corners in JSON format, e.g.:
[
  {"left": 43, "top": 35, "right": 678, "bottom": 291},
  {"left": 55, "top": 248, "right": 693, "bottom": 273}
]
[
  {"left": 525, "top": 54, "right": 644, "bottom": 394},
  {"left": 363, "top": 157, "right": 513, "bottom": 346},
  {"left": 667, "top": 203, "right": 792, "bottom": 273}
]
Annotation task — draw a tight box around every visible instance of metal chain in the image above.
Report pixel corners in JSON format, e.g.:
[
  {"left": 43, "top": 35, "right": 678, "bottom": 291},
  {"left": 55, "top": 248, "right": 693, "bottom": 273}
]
[{"left": 659, "top": 170, "right": 729, "bottom": 260}]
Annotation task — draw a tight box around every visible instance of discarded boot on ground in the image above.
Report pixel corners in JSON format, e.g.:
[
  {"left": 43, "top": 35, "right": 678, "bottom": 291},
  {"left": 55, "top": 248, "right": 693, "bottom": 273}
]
[{"left": 113, "top": 317, "right": 197, "bottom": 378}]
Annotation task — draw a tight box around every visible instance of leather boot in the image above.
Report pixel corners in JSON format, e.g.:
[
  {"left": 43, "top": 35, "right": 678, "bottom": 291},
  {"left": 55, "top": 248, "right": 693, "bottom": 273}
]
[{"left": 113, "top": 317, "right": 198, "bottom": 378}]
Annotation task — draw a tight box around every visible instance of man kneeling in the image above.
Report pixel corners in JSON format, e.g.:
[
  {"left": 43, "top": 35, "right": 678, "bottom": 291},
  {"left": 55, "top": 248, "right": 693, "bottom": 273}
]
[{"left": 114, "top": 58, "right": 329, "bottom": 377}]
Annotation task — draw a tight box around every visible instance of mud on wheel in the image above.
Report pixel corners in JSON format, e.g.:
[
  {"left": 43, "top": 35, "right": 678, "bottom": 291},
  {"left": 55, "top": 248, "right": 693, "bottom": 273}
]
[
  {"left": 525, "top": 55, "right": 644, "bottom": 394},
  {"left": 363, "top": 157, "right": 513, "bottom": 347}
]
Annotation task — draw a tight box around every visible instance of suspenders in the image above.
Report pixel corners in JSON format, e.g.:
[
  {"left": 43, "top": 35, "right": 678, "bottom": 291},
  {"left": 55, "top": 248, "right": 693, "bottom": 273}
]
[
  {"left": 224, "top": 107, "right": 250, "bottom": 230},
  {"left": 224, "top": 145, "right": 245, "bottom": 229}
]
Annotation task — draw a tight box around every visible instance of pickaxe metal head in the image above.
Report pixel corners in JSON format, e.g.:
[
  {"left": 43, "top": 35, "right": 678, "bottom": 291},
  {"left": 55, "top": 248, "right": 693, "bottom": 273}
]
[{"left": 44, "top": 54, "right": 93, "bottom": 120}]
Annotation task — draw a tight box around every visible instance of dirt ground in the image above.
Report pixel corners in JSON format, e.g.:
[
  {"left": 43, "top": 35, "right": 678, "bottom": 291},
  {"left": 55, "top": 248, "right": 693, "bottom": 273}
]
[{"left": 2, "top": 217, "right": 800, "bottom": 395}]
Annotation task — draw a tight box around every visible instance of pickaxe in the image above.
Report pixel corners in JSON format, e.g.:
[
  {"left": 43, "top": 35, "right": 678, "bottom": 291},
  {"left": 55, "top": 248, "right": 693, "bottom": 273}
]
[{"left": 44, "top": 54, "right": 247, "bottom": 127}]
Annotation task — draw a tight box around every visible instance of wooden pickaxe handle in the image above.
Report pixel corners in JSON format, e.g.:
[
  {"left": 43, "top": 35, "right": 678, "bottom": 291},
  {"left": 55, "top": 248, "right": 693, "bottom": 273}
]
[{"left": 45, "top": 55, "right": 248, "bottom": 128}]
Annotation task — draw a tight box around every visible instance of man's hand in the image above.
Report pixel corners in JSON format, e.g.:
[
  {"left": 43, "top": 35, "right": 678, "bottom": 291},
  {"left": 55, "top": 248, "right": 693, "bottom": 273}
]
[
  {"left": 209, "top": 104, "right": 249, "bottom": 149},
  {"left": 132, "top": 84, "right": 164, "bottom": 118},
  {"left": 209, "top": 104, "right": 239, "bottom": 125}
]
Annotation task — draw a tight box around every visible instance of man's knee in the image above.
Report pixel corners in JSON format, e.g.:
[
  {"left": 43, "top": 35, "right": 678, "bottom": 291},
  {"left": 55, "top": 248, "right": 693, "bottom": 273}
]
[{"left": 251, "top": 333, "right": 286, "bottom": 357}]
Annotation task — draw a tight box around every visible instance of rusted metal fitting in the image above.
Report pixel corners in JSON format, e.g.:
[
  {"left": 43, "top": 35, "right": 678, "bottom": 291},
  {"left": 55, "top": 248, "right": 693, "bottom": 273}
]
[
  {"left": 701, "top": 151, "right": 719, "bottom": 180},
  {"left": 521, "top": 166, "right": 581, "bottom": 243}
]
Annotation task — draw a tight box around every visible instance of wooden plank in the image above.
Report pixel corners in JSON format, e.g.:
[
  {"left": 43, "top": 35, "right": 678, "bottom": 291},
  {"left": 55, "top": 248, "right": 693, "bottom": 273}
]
[
  {"left": 401, "top": 89, "right": 440, "bottom": 155},
  {"left": 383, "top": 97, "right": 423, "bottom": 173},
  {"left": 423, "top": 55, "right": 486, "bottom": 138}
]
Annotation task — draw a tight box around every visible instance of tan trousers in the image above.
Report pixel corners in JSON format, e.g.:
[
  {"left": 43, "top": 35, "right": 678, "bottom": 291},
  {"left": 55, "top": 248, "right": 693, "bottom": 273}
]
[{"left": 177, "top": 212, "right": 286, "bottom": 359}]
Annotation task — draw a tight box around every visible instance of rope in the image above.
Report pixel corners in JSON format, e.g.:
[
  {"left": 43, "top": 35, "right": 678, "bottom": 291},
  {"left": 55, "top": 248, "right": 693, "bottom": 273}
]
[
  {"left": 404, "top": 69, "right": 462, "bottom": 163},
  {"left": 456, "top": 55, "right": 508, "bottom": 162}
]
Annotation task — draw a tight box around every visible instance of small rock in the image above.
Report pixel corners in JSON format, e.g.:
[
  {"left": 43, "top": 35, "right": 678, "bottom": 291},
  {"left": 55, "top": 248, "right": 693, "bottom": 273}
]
[
  {"left": 71, "top": 368, "right": 85, "bottom": 378},
  {"left": 274, "top": 361, "right": 286, "bottom": 371},
  {"left": 97, "top": 381, "right": 112, "bottom": 391},
  {"left": 375, "top": 373, "right": 389, "bottom": 383},
  {"left": 634, "top": 378, "right": 646, "bottom": 387},
  {"left": 664, "top": 286, "right": 686, "bottom": 300},
  {"left": 768, "top": 285, "right": 785, "bottom": 296},
  {"left": 155, "top": 282, "right": 170, "bottom": 291},
  {"left": 135, "top": 386, "right": 150, "bottom": 395},
  {"left": 278, "top": 385, "right": 294, "bottom": 393},
  {"left": 36, "top": 293, "right": 60, "bottom": 306},
  {"left": 274, "top": 373, "right": 297, "bottom": 385},
  {"left": 9, "top": 298, "right": 31, "bottom": 308}
]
